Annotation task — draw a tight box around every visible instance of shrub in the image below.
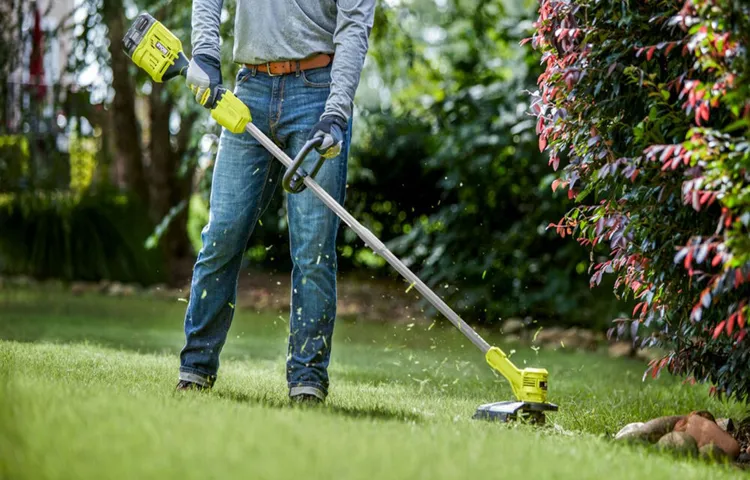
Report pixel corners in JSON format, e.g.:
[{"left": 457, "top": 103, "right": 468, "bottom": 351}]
[
  {"left": 0, "top": 135, "right": 30, "bottom": 192},
  {"left": 0, "top": 191, "right": 164, "bottom": 284},
  {"left": 365, "top": 0, "right": 620, "bottom": 327},
  {"left": 531, "top": 0, "right": 750, "bottom": 399}
]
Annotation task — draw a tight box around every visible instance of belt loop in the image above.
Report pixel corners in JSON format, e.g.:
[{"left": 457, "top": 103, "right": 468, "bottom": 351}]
[
  {"left": 251, "top": 65, "right": 257, "bottom": 77},
  {"left": 295, "top": 61, "right": 301, "bottom": 77}
]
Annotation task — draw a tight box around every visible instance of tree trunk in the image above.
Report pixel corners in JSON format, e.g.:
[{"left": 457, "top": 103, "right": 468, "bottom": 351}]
[
  {"left": 103, "top": 2, "right": 148, "bottom": 202},
  {"left": 148, "top": 82, "right": 197, "bottom": 285}
]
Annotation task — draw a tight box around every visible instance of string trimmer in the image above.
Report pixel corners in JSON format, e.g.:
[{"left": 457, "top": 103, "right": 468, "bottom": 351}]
[{"left": 122, "top": 13, "right": 558, "bottom": 424}]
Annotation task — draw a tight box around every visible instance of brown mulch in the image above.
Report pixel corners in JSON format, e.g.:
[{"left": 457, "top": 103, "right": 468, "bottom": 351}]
[
  {"left": 232, "top": 269, "right": 427, "bottom": 324},
  {"left": 735, "top": 418, "right": 750, "bottom": 456}
]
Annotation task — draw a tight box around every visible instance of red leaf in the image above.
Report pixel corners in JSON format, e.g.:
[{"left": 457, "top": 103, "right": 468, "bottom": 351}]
[
  {"left": 737, "top": 330, "right": 747, "bottom": 343},
  {"left": 701, "top": 103, "right": 710, "bottom": 121},
  {"left": 665, "top": 42, "right": 677, "bottom": 55},
  {"left": 684, "top": 249, "right": 693, "bottom": 270},
  {"left": 520, "top": 37, "right": 532, "bottom": 46},
  {"left": 660, "top": 145, "right": 675, "bottom": 163},
  {"left": 727, "top": 313, "right": 736, "bottom": 335},
  {"left": 549, "top": 156, "right": 560, "bottom": 171},
  {"left": 736, "top": 269, "right": 744, "bottom": 288},
  {"left": 713, "top": 320, "right": 726, "bottom": 339},
  {"left": 646, "top": 46, "right": 656, "bottom": 61},
  {"left": 552, "top": 178, "right": 561, "bottom": 192},
  {"left": 739, "top": 306, "right": 747, "bottom": 329},
  {"left": 539, "top": 135, "right": 548, "bottom": 152},
  {"left": 711, "top": 254, "right": 722, "bottom": 267}
]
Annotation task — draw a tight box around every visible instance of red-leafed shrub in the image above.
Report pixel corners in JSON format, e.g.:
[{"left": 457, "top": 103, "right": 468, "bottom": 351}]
[{"left": 530, "top": 0, "right": 750, "bottom": 400}]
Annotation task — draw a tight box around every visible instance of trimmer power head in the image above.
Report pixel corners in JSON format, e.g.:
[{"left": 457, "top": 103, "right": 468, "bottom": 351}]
[{"left": 473, "top": 400, "right": 558, "bottom": 424}]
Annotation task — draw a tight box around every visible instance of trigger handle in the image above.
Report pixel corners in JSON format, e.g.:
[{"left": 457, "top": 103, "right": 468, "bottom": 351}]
[{"left": 210, "top": 88, "right": 252, "bottom": 134}]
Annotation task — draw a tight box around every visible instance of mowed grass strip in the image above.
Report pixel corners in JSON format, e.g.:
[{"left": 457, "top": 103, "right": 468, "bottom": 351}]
[{"left": 0, "top": 289, "right": 746, "bottom": 479}]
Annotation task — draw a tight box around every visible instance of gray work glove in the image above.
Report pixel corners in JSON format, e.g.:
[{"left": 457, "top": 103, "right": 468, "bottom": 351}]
[
  {"left": 186, "top": 53, "right": 223, "bottom": 109},
  {"left": 308, "top": 115, "right": 347, "bottom": 158}
]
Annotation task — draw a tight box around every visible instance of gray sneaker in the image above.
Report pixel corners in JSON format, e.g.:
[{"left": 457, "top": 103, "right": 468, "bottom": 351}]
[
  {"left": 175, "top": 380, "right": 210, "bottom": 391},
  {"left": 290, "top": 393, "right": 323, "bottom": 406}
]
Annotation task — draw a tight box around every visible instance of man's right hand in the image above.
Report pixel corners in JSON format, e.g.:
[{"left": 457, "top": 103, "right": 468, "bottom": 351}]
[{"left": 186, "top": 53, "right": 223, "bottom": 109}]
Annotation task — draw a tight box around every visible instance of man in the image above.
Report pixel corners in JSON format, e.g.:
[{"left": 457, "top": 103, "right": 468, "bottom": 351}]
[{"left": 176, "top": 0, "right": 376, "bottom": 403}]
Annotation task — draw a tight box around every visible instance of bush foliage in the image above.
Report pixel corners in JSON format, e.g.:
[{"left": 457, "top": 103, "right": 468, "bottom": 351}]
[
  {"left": 357, "top": 0, "right": 623, "bottom": 327},
  {"left": 0, "top": 191, "right": 164, "bottom": 283},
  {"left": 531, "top": 0, "right": 750, "bottom": 399}
]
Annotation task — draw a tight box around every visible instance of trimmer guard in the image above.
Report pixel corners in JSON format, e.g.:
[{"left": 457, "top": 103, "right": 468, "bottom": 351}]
[{"left": 473, "top": 400, "right": 558, "bottom": 424}]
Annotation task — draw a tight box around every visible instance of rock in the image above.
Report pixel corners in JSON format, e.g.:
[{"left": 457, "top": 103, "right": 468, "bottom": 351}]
[
  {"left": 674, "top": 412, "right": 740, "bottom": 459},
  {"left": 614, "top": 422, "right": 645, "bottom": 441},
  {"left": 70, "top": 282, "right": 95, "bottom": 295},
  {"left": 715, "top": 418, "right": 734, "bottom": 433},
  {"left": 120, "top": 284, "right": 138, "bottom": 296},
  {"left": 504, "top": 334, "right": 521, "bottom": 344},
  {"left": 106, "top": 281, "right": 125, "bottom": 296},
  {"left": 559, "top": 328, "right": 583, "bottom": 350},
  {"left": 502, "top": 318, "right": 525, "bottom": 335},
  {"left": 98, "top": 280, "right": 112, "bottom": 293},
  {"left": 534, "top": 327, "right": 565, "bottom": 347},
  {"left": 635, "top": 348, "right": 660, "bottom": 362},
  {"left": 640, "top": 415, "right": 686, "bottom": 443},
  {"left": 690, "top": 410, "right": 716, "bottom": 422},
  {"left": 608, "top": 341, "right": 634, "bottom": 358},
  {"left": 574, "top": 328, "right": 601, "bottom": 350},
  {"left": 657, "top": 432, "right": 699, "bottom": 456},
  {"left": 561, "top": 328, "right": 600, "bottom": 351},
  {"left": 737, "top": 452, "right": 750, "bottom": 464},
  {"left": 699, "top": 443, "right": 730, "bottom": 462}
]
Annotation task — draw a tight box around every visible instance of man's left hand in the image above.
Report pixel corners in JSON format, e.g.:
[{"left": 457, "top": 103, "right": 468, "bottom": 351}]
[{"left": 308, "top": 115, "right": 347, "bottom": 158}]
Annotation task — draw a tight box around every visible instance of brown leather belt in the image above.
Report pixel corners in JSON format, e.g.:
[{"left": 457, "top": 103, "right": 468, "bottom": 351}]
[{"left": 246, "top": 54, "right": 333, "bottom": 76}]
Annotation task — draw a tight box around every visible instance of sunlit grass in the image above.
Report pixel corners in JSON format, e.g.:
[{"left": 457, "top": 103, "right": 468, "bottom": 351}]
[{"left": 0, "top": 288, "right": 745, "bottom": 479}]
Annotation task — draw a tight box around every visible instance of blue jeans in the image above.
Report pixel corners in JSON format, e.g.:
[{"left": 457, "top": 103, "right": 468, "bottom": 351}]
[{"left": 179, "top": 64, "right": 350, "bottom": 400}]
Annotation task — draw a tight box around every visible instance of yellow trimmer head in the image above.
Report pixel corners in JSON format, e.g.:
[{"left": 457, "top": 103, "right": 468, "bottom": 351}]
[{"left": 472, "top": 346, "right": 558, "bottom": 424}]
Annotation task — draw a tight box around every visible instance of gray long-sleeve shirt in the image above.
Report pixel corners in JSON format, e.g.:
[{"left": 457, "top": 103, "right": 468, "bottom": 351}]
[{"left": 191, "top": 0, "right": 375, "bottom": 121}]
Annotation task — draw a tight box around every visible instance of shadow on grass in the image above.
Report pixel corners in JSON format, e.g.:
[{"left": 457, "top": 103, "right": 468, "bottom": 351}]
[{"left": 212, "top": 389, "right": 423, "bottom": 424}]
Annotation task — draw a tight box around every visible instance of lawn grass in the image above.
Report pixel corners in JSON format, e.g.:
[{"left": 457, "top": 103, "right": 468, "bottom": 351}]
[{"left": 0, "top": 287, "right": 747, "bottom": 479}]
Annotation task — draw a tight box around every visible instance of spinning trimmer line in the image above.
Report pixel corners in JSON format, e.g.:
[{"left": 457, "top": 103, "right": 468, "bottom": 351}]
[{"left": 123, "top": 13, "right": 558, "bottom": 424}]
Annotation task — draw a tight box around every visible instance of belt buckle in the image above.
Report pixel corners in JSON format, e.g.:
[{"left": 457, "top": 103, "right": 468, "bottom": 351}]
[{"left": 265, "top": 62, "right": 280, "bottom": 77}]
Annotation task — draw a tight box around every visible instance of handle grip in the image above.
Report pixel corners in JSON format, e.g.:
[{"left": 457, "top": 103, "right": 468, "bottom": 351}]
[{"left": 283, "top": 138, "right": 325, "bottom": 194}]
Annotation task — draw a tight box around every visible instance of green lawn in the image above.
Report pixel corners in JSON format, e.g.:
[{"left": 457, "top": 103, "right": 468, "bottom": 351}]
[{"left": 0, "top": 287, "right": 746, "bottom": 479}]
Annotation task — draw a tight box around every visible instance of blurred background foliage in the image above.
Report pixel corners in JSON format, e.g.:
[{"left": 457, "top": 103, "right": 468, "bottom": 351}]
[{"left": 0, "top": 0, "right": 623, "bottom": 328}]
